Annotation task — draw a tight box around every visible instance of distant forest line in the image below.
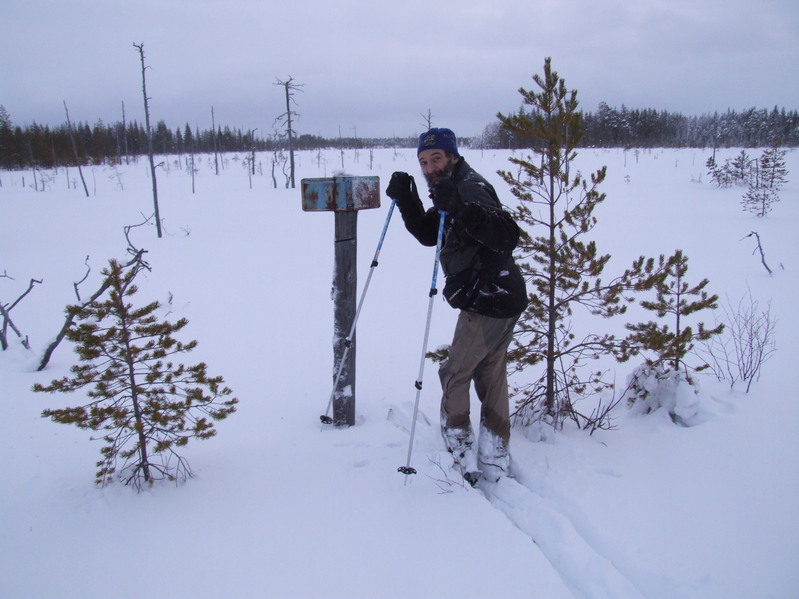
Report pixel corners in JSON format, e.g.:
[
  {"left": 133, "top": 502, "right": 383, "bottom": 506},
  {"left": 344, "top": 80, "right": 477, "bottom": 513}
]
[{"left": 1, "top": 103, "right": 797, "bottom": 170}]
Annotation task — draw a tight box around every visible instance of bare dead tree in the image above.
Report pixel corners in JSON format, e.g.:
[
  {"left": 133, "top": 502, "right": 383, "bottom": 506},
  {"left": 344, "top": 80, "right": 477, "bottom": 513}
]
[
  {"left": 133, "top": 43, "right": 163, "bottom": 238},
  {"left": 248, "top": 128, "right": 258, "bottom": 180},
  {"left": 420, "top": 108, "right": 434, "bottom": 130},
  {"left": 273, "top": 77, "right": 303, "bottom": 189},
  {"left": 281, "top": 153, "right": 291, "bottom": 188},
  {"left": 188, "top": 149, "right": 197, "bottom": 194},
  {"left": 28, "top": 142, "right": 39, "bottom": 192},
  {"left": 338, "top": 125, "right": 345, "bottom": 169},
  {"left": 1, "top": 276, "right": 42, "bottom": 351},
  {"left": 211, "top": 106, "right": 220, "bottom": 175},
  {"left": 63, "top": 101, "right": 89, "bottom": 197},
  {"left": 742, "top": 231, "right": 773, "bottom": 275},
  {"left": 270, "top": 150, "right": 283, "bottom": 188},
  {"left": 121, "top": 101, "right": 130, "bottom": 165}
]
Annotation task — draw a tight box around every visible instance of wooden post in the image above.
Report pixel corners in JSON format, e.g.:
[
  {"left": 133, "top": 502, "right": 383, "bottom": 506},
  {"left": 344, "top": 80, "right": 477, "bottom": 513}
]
[
  {"left": 300, "top": 175, "right": 380, "bottom": 428},
  {"left": 333, "top": 211, "right": 357, "bottom": 426}
]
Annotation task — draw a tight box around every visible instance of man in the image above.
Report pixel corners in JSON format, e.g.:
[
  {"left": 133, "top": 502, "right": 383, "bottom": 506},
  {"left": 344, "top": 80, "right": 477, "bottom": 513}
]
[{"left": 385, "top": 127, "right": 528, "bottom": 484}]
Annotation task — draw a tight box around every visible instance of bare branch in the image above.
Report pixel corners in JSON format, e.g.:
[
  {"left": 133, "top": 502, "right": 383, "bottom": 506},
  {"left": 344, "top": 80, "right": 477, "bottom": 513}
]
[
  {"left": 37, "top": 223, "right": 150, "bottom": 370},
  {"left": 7, "top": 277, "right": 42, "bottom": 312},
  {"left": 1, "top": 277, "right": 41, "bottom": 350},
  {"left": 741, "top": 231, "right": 773, "bottom": 276},
  {"left": 123, "top": 213, "right": 153, "bottom": 269},
  {"left": 697, "top": 288, "right": 777, "bottom": 393},
  {"left": 74, "top": 256, "right": 91, "bottom": 301}
]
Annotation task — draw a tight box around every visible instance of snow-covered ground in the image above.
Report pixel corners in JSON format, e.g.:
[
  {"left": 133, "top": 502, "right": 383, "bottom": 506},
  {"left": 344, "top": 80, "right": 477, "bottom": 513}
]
[{"left": 1, "top": 146, "right": 797, "bottom": 598}]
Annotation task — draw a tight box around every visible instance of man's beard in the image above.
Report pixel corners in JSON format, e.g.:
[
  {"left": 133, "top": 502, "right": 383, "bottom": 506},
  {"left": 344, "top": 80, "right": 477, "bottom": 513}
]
[{"left": 423, "top": 162, "right": 455, "bottom": 188}]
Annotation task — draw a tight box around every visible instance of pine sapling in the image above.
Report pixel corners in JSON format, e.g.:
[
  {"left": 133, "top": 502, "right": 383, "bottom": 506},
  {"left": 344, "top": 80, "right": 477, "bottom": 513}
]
[
  {"left": 626, "top": 250, "right": 723, "bottom": 374},
  {"left": 741, "top": 144, "right": 788, "bottom": 217},
  {"left": 497, "top": 58, "right": 661, "bottom": 429},
  {"left": 622, "top": 251, "right": 723, "bottom": 425},
  {"left": 34, "top": 259, "right": 238, "bottom": 489},
  {"left": 706, "top": 154, "right": 732, "bottom": 188},
  {"left": 730, "top": 150, "right": 752, "bottom": 186}
]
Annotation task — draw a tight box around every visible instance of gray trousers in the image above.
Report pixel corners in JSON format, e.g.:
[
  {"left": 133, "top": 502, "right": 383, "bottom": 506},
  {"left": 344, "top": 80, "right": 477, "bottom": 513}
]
[{"left": 438, "top": 311, "right": 518, "bottom": 457}]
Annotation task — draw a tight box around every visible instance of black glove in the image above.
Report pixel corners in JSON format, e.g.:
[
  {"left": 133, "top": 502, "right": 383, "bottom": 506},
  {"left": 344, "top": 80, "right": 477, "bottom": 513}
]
[
  {"left": 385, "top": 172, "right": 420, "bottom": 208},
  {"left": 431, "top": 179, "right": 460, "bottom": 214}
]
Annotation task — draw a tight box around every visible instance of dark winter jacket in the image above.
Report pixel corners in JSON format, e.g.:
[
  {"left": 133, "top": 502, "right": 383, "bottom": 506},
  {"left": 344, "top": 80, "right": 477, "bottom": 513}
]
[{"left": 397, "top": 159, "right": 528, "bottom": 318}]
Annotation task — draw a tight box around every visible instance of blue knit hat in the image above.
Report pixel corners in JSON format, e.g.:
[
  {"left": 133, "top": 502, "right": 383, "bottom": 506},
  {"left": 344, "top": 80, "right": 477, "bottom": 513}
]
[{"left": 417, "top": 127, "right": 459, "bottom": 157}]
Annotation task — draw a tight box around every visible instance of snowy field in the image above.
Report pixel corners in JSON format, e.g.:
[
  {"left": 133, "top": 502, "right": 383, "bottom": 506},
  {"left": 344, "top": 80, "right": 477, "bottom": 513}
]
[{"left": 1, "top": 146, "right": 797, "bottom": 599}]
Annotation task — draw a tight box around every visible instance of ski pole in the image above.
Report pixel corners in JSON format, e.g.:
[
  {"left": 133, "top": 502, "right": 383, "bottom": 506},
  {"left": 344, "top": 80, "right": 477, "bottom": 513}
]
[
  {"left": 321, "top": 198, "right": 397, "bottom": 425},
  {"left": 398, "top": 210, "right": 447, "bottom": 479}
]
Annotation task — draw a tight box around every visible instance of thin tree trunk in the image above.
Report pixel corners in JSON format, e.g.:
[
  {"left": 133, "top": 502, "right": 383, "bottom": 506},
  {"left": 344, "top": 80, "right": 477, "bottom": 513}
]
[
  {"left": 121, "top": 101, "right": 129, "bottom": 165},
  {"left": 211, "top": 106, "right": 219, "bottom": 175},
  {"left": 545, "top": 162, "right": 558, "bottom": 415},
  {"left": 63, "top": 101, "right": 89, "bottom": 197},
  {"left": 134, "top": 43, "right": 162, "bottom": 238},
  {"left": 274, "top": 78, "right": 302, "bottom": 189},
  {"left": 123, "top": 330, "right": 151, "bottom": 483},
  {"left": 284, "top": 84, "right": 296, "bottom": 188}
]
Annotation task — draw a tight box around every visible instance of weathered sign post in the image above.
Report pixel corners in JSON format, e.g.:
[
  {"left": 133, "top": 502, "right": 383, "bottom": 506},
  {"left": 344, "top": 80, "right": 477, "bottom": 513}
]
[{"left": 301, "top": 175, "right": 380, "bottom": 426}]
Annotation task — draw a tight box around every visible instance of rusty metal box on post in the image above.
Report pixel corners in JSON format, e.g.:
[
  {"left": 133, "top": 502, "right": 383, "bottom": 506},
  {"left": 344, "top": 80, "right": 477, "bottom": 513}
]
[{"left": 300, "top": 176, "right": 381, "bottom": 212}]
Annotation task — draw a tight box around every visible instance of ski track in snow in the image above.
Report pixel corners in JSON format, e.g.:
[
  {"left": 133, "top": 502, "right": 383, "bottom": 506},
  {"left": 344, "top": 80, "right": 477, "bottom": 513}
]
[
  {"left": 478, "top": 474, "right": 645, "bottom": 599},
  {"left": 400, "top": 388, "right": 687, "bottom": 599}
]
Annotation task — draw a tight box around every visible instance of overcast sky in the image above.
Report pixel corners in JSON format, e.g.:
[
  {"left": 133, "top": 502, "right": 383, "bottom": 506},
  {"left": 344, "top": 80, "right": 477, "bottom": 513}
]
[{"left": 2, "top": 0, "right": 797, "bottom": 139}]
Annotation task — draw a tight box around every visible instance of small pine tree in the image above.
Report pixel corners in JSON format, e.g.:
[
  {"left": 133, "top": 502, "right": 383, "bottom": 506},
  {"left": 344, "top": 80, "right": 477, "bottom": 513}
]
[
  {"left": 742, "top": 144, "right": 788, "bottom": 217},
  {"left": 34, "top": 259, "right": 238, "bottom": 489},
  {"left": 706, "top": 155, "right": 722, "bottom": 186},
  {"left": 497, "top": 58, "right": 660, "bottom": 428},
  {"left": 761, "top": 144, "right": 788, "bottom": 184},
  {"left": 705, "top": 154, "right": 733, "bottom": 188},
  {"left": 626, "top": 250, "right": 723, "bottom": 373},
  {"left": 742, "top": 180, "right": 775, "bottom": 218},
  {"left": 730, "top": 150, "right": 752, "bottom": 186}
]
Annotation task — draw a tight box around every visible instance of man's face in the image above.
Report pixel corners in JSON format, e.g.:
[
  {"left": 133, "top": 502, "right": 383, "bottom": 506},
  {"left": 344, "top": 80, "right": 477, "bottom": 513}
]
[{"left": 419, "top": 149, "right": 458, "bottom": 187}]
